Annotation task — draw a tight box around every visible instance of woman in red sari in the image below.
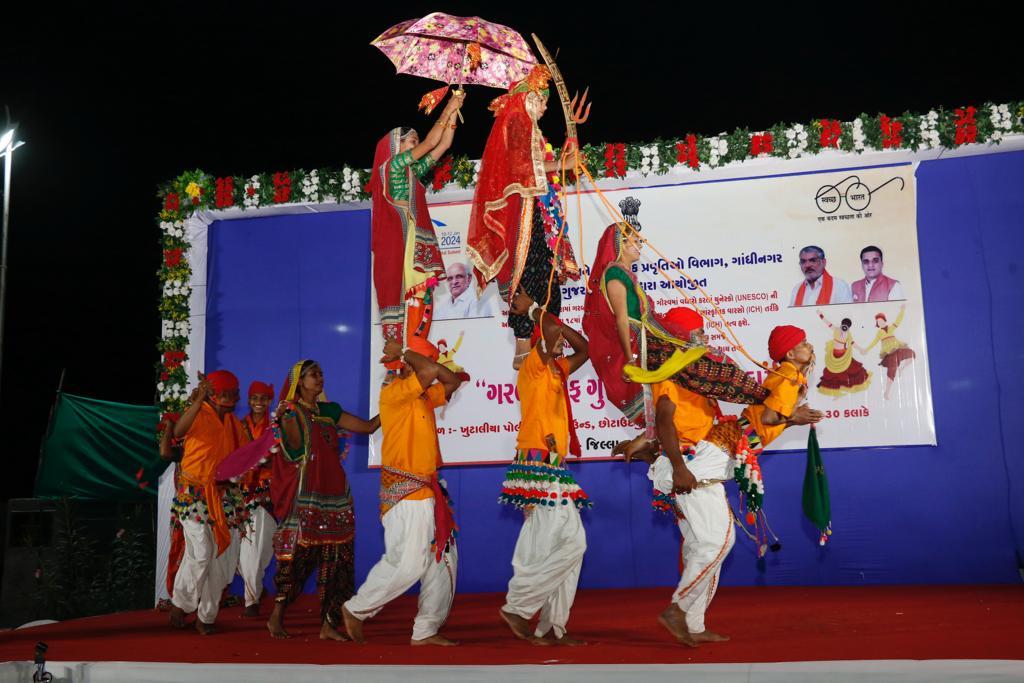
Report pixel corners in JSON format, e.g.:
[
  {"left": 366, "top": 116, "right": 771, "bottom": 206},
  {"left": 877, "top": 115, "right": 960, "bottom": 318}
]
[
  {"left": 369, "top": 92, "right": 465, "bottom": 350},
  {"left": 467, "top": 65, "right": 581, "bottom": 368},
  {"left": 582, "top": 222, "right": 769, "bottom": 454}
]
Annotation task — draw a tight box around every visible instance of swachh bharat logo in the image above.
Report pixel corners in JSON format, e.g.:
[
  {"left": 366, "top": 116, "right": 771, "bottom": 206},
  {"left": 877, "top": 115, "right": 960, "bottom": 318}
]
[{"left": 814, "top": 175, "right": 904, "bottom": 214}]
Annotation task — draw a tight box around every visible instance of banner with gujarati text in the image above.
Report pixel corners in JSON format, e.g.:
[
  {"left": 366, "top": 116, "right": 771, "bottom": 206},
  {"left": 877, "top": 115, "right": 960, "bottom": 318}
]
[{"left": 369, "top": 163, "right": 935, "bottom": 465}]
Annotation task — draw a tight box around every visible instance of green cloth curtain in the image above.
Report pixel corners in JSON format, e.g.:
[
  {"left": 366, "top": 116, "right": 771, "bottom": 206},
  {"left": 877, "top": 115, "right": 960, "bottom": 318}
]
[{"left": 35, "top": 392, "right": 161, "bottom": 501}]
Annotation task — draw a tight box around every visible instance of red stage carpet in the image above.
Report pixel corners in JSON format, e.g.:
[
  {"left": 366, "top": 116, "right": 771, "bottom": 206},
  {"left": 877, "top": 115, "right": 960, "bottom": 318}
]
[{"left": 1, "top": 585, "right": 1022, "bottom": 666}]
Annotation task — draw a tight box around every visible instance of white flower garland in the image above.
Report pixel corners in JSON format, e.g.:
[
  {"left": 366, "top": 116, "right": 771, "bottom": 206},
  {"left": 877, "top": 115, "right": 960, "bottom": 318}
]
[
  {"left": 917, "top": 111, "right": 940, "bottom": 150},
  {"left": 784, "top": 122, "right": 809, "bottom": 158},
  {"left": 300, "top": 169, "right": 320, "bottom": 202}
]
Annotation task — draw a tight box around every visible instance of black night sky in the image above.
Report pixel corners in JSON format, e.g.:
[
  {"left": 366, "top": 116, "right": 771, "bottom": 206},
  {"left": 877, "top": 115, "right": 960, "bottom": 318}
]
[{"left": 1, "top": 3, "right": 1020, "bottom": 501}]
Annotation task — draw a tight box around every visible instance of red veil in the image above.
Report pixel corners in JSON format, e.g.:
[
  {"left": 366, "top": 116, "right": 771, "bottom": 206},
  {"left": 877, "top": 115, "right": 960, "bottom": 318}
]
[
  {"left": 465, "top": 91, "right": 548, "bottom": 295},
  {"left": 369, "top": 128, "right": 446, "bottom": 342}
]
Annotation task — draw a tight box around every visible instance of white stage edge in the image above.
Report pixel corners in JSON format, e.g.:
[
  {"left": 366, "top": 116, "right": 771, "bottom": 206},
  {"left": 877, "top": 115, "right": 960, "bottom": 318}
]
[{"left": 3, "top": 660, "right": 1024, "bottom": 683}]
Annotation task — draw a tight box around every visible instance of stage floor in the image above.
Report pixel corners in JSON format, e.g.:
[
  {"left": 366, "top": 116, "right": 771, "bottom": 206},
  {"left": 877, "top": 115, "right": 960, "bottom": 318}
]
[{"left": 1, "top": 585, "right": 1022, "bottom": 680}]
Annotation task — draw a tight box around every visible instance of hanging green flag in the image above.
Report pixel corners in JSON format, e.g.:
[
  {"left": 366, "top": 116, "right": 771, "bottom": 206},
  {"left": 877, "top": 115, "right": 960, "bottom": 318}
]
[
  {"left": 802, "top": 425, "right": 832, "bottom": 545},
  {"left": 35, "top": 392, "right": 161, "bottom": 501}
]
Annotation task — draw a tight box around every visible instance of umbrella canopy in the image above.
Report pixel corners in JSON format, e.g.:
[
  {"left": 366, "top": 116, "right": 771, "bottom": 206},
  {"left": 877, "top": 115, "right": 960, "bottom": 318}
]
[{"left": 372, "top": 12, "right": 536, "bottom": 90}]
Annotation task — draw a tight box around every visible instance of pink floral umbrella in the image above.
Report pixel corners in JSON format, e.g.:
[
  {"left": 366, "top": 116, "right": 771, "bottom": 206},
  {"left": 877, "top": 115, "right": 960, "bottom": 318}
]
[{"left": 372, "top": 12, "right": 537, "bottom": 111}]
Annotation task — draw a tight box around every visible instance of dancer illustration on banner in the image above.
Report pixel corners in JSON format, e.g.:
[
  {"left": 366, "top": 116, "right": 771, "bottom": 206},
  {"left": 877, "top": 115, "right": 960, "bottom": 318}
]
[
  {"left": 858, "top": 304, "right": 916, "bottom": 400},
  {"left": 815, "top": 310, "right": 871, "bottom": 397},
  {"left": 369, "top": 91, "right": 465, "bottom": 352},
  {"left": 466, "top": 65, "right": 581, "bottom": 369}
]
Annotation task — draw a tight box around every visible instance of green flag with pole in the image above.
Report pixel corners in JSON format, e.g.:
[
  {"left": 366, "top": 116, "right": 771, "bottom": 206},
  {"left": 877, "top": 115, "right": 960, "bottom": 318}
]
[{"left": 802, "top": 425, "right": 832, "bottom": 545}]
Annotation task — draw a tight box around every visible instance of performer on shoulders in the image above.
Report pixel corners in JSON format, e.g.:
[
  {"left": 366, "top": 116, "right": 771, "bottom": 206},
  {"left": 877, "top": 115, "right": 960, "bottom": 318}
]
[
  {"left": 467, "top": 65, "right": 581, "bottom": 369},
  {"left": 582, "top": 222, "right": 769, "bottom": 459},
  {"left": 369, "top": 91, "right": 466, "bottom": 350}
]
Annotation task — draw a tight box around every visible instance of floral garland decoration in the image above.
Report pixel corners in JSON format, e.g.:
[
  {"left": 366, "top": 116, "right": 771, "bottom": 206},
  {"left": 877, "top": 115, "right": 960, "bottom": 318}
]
[{"left": 155, "top": 101, "right": 1023, "bottom": 435}]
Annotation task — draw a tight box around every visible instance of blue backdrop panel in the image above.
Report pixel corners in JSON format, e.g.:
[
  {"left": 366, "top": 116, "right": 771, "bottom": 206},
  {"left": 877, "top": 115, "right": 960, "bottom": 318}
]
[{"left": 206, "top": 151, "right": 1024, "bottom": 597}]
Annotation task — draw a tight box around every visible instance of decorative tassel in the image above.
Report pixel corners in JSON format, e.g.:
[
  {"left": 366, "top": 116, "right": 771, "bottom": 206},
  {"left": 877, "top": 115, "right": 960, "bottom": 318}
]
[{"left": 418, "top": 85, "right": 450, "bottom": 115}]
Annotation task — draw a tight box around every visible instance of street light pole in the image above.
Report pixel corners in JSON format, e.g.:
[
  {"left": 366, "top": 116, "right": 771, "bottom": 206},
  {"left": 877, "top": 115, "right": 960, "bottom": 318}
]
[{"left": 0, "top": 127, "right": 24, "bottom": 403}]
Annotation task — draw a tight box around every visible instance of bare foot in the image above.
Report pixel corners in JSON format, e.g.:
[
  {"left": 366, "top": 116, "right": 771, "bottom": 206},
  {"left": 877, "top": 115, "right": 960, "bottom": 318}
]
[
  {"left": 267, "top": 604, "right": 290, "bottom": 639},
  {"left": 195, "top": 620, "right": 216, "bottom": 636},
  {"left": 320, "top": 620, "right": 350, "bottom": 641},
  {"left": 411, "top": 633, "right": 459, "bottom": 646},
  {"left": 528, "top": 635, "right": 554, "bottom": 646},
  {"left": 657, "top": 605, "right": 698, "bottom": 648},
  {"left": 169, "top": 605, "right": 187, "bottom": 629},
  {"left": 553, "top": 633, "right": 587, "bottom": 646},
  {"left": 691, "top": 629, "right": 730, "bottom": 643},
  {"left": 242, "top": 604, "right": 260, "bottom": 619},
  {"left": 499, "top": 608, "right": 533, "bottom": 640},
  {"left": 342, "top": 605, "right": 366, "bottom": 644}
]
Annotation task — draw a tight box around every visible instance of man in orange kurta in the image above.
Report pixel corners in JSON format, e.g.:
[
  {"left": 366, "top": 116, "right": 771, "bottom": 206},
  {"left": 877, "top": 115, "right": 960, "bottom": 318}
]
[
  {"left": 650, "top": 326, "right": 823, "bottom": 647},
  {"left": 342, "top": 342, "right": 464, "bottom": 646},
  {"left": 498, "top": 301, "right": 590, "bottom": 645},
  {"left": 169, "top": 370, "right": 247, "bottom": 635}
]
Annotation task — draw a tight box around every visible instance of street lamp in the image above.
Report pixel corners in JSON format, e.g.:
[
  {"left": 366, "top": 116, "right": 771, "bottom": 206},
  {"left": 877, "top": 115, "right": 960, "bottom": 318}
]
[{"left": 0, "top": 125, "right": 25, "bottom": 400}]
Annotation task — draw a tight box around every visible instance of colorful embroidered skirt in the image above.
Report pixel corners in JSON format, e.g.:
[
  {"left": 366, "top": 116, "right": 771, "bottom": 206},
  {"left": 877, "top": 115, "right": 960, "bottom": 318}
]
[{"left": 499, "top": 448, "right": 591, "bottom": 510}]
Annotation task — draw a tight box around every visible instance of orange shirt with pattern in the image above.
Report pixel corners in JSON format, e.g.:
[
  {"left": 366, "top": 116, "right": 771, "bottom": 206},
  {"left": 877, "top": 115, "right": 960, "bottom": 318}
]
[
  {"left": 379, "top": 373, "right": 447, "bottom": 500},
  {"left": 516, "top": 347, "right": 571, "bottom": 455}
]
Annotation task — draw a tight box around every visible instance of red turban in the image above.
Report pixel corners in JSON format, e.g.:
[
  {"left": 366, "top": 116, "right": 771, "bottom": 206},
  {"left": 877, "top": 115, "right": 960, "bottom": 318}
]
[
  {"left": 206, "top": 370, "right": 239, "bottom": 394},
  {"left": 662, "top": 307, "right": 704, "bottom": 340},
  {"left": 768, "top": 325, "right": 806, "bottom": 362},
  {"left": 248, "top": 381, "right": 274, "bottom": 398}
]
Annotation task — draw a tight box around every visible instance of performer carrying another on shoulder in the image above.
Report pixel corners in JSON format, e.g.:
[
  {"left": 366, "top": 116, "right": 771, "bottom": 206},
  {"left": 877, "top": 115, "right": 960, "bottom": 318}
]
[
  {"left": 342, "top": 340, "right": 464, "bottom": 646},
  {"left": 632, "top": 326, "right": 823, "bottom": 647},
  {"left": 498, "top": 290, "right": 591, "bottom": 646}
]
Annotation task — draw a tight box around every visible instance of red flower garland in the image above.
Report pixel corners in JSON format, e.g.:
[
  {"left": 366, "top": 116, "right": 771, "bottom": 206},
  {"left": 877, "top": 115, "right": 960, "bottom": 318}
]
[
  {"left": 215, "top": 176, "right": 235, "bottom": 208},
  {"left": 955, "top": 106, "right": 978, "bottom": 146},
  {"left": 750, "top": 133, "right": 774, "bottom": 156},
  {"left": 880, "top": 115, "right": 903, "bottom": 149},
  {"left": 819, "top": 119, "right": 841, "bottom": 148},
  {"left": 163, "top": 248, "right": 183, "bottom": 267},
  {"left": 675, "top": 134, "right": 699, "bottom": 169},
  {"left": 604, "top": 143, "right": 626, "bottom": 178},
  {"left": 432, "top": 155, "right": 454, "bottom": 191},
  {"left": 164, "top": 192, "right": 180, "bottom": 212},
  {"left": 272, "top": 172, "right": 291, "bottom": 203}
]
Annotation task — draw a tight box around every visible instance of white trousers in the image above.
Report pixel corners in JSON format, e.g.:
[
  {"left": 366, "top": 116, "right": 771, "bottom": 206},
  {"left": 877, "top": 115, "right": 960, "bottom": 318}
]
[
  {"left": 502, "top": 503, "right": 586, "bottom": 639},
  {"left": 237, "top": 506, "right": 277, "bottom": 607},
  {"left": 344, "top": 498, "right": 458, "bottom": 641},
  {"left": 171, "top": 520, "right": 240, "bottom": 624},
  {"left": 672, "top": 483, "right": 735, "bottom": 633}
]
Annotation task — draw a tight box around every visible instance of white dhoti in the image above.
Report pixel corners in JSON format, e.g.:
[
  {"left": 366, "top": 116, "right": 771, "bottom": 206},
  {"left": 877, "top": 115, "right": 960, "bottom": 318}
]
[
  {"left": 502, "top": 503, "right": 587, "bottom": 639},
  {"left": 344, "top": 498, "right": 457, "bottom": 641},
  {"left": 237, "top": 505, "right": 276, "bottom": 607},
  {"left": 171, "top": 520, "right": 240, "bottom": 624},
  {"left": 649, "top": 441, "right": 736, "bottom": 634}
]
